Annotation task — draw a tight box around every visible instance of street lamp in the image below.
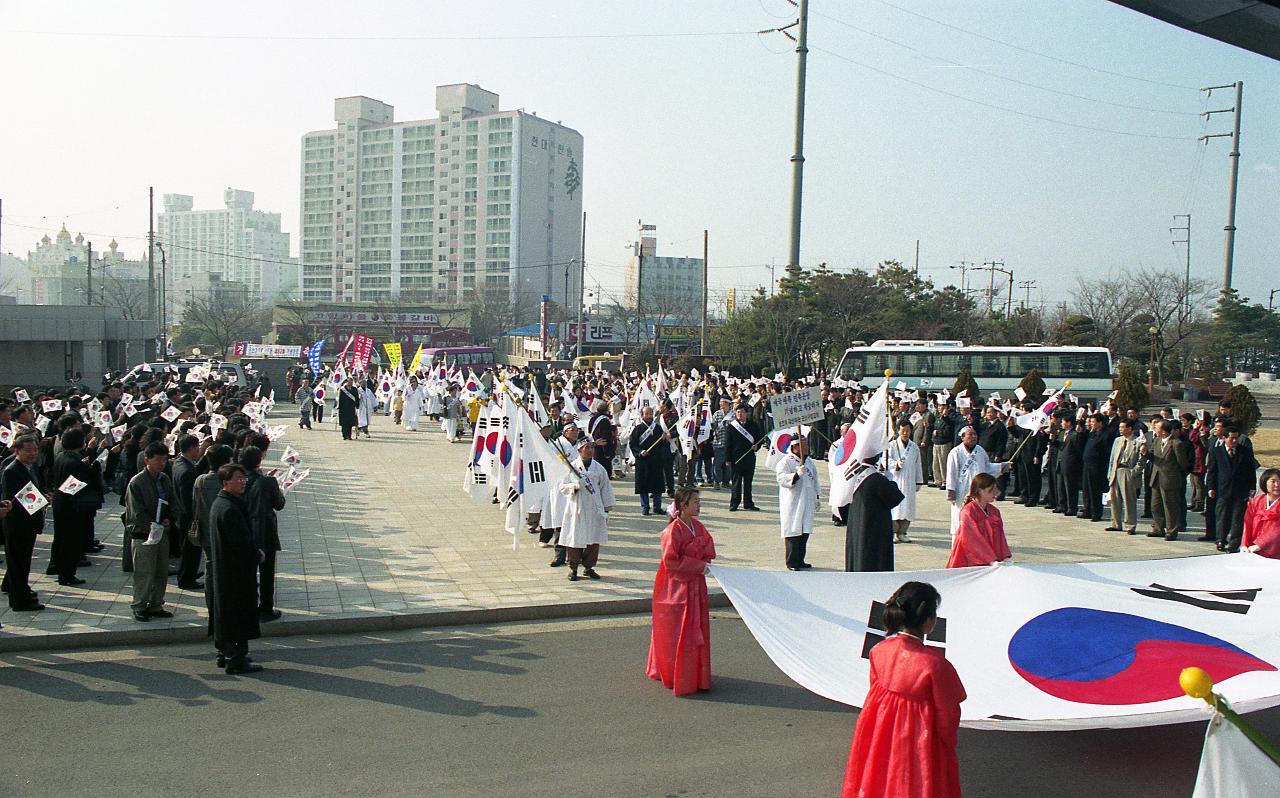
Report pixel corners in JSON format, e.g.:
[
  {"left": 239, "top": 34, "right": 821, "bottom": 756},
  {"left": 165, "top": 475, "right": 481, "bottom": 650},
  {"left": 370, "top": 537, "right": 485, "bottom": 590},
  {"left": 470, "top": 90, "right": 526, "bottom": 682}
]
[{"left": 1147, "top": 325, "right": 1159, "bottom": 395}]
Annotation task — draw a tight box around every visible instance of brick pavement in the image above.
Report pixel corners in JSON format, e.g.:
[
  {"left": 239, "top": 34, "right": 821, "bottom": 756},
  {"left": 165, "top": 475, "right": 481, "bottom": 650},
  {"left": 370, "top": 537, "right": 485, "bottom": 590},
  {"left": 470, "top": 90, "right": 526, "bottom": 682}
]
[{"left": 0, "top": 406, "right": 1218, "bottom": 648}]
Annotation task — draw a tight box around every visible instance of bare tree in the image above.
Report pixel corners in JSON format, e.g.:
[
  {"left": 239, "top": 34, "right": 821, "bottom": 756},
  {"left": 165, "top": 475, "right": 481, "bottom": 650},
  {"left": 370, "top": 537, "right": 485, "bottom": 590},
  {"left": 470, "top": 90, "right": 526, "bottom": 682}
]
[
  {"left": 1068, "top": 271, "right": 1144, "bottom": 353},
  {"left": 1130, "top": 268, "right": 1215, "bottom": 382},
  {"left": 99, "top": 274, "right": 149, "bottom": 320},
  {"left": 175, "top": 292, "right": 271, "bottom": 359}
]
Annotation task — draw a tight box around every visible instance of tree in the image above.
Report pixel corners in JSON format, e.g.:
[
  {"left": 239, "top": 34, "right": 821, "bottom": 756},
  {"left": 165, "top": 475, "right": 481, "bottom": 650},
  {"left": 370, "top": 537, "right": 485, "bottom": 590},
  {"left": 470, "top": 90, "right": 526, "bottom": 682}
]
[
  {"left": 1208, "top": 290, "right": 1280, "bottom": 374},
  {"left": 1018, "top": 368, "right": 1046, "bottom": 403},
  {"left": 952, "top": 368, "right": 980, "bottom": 400},
  {"left": 1222, "top": 383, "right": 1261, "bottom": 435},
  {"left": 99, "top": 274, "right": 149, "bottom": 320},
  {"left": 1113, "top": 359, "right": 1148, "bottom": 412},
  {"left": 467, "top": 287, "right": 536, "bottom": 348},
  {"left": 174, "top": 292, "right": 271, "bottom": 359}
]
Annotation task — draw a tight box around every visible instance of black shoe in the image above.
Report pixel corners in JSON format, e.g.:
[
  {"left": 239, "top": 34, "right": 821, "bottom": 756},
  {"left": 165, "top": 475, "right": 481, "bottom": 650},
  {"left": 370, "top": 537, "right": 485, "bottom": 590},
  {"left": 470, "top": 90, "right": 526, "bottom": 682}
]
[
  {"left": 568, "top": 571, "right": 580, "bottom": 581},
  {"left": 653, "top": 507, "right": 664, "bottom": 515},
  {"left": 1146, "top": 530, "right": 1165, "bottom": 538},
  {"left": 641, "top": 510, "right": 651, "bottom": 516},
  {"left": 1165, "top": 533, "right": 1180, "bottom": 542},
  {"left": 89, "top": 543, "right": 105, "bottom": 553},
  {"left": 787, "top": 566, "right": 802, "bottom": 571},
  {"left": 1105, "top": 527, "right": 1121, "bottom": 532},
  {"left": 45, "top": 567, "right": 58, "bottom": 576},
  {"left": 1196, "top": 535, "right": 1216, "bottom": 542},
  {"left": 133, "top": 611, "right": 151, "bottom": 622},
  {"left": 549, "top": 559, "right": 565, "bottom": 568},
  {"left": 178, "top": 581, "right": 204, "bottom": 591},
  {"left": 58, "top": 577, "right": 87, "bottom": 586},
  {"left": 746, "top": 505, "right": 761, "bottom": 511},
  {"left": 583, "top": 568, "right": 601, "bottom": 580},
  {"left": 728, "top": 507, "right": 739, "bottom": 512},
  {"left": 148, "top": 609, "right": 174, "bottom": 619},
  {"left": 216, "top": 653, "right": 227, "bottom": 668},
  {"left": 225, "top": 662, "right": 264, "bottom": 675},
  {"left": 1127, "top": 529, "right": 1139, "bottom": 535},
  {"left": 13, "top": 602, "right": 45, "bottom": 611},
  {"left": 259, "top": 609, "right": 283, "bottom": 622},
  {"left": 799, "top": 563, "right": 813, "bottom": 569}
]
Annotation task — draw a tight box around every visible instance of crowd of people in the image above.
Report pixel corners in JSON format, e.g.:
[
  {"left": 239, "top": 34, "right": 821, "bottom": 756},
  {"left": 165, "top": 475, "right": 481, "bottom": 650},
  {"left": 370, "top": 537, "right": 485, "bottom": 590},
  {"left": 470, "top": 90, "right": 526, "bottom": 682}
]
[{"left": 1, "top": 366, "right": 295, "bottom": 674}]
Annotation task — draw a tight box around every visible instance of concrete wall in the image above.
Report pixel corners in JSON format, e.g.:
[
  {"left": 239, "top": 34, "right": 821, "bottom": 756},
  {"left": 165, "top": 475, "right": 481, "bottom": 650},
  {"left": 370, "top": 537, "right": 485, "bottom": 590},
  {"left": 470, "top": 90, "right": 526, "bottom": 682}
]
[{"left": 0, "top": 305, "right": 158, "bottom": 390}]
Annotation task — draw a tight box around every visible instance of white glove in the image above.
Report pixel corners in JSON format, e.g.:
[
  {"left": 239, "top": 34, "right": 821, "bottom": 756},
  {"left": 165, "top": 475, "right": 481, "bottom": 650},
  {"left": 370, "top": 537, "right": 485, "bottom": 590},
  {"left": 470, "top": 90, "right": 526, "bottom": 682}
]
[
  {"left": 993, "top": 559, "right": 1008, "bottom": 567},
  {"left": 1245, "top": 545, "right": 1261, "bottom": 554}
]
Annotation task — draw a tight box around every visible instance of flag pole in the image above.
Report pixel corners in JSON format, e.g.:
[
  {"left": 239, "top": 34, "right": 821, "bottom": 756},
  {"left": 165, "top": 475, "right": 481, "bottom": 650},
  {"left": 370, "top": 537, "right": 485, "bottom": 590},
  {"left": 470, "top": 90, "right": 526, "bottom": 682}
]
[
  {"left": 1006, "top": 380, "right": 1072, "bottom": 463},
  {"left": 1181, "top": 667, "right": 1280, "bottom": 766}
]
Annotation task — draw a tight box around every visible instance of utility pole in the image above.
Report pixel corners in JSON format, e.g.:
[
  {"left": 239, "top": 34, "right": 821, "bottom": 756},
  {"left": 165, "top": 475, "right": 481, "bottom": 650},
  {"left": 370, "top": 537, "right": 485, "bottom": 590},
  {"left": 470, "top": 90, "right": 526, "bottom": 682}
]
[
  {"left": 1269, "top": 289, "right": 1279, "bottom": 311},
  {"left": 85, "top": 241, "right": 93, "bottom": 305},
  {"left": 700, "top": 229, "right": 709, "bottom": 355},
  {"left": 950, "top": 260, "right": 973, "bottom": 300},
  {"left": 576, "top": 211, "right": 586, "bottom": 357},
  {"left": 1171, "top": 213, "right": 1191, "bottom": 322},
  {"left": 1017, "top": 280, "right": 1037, "bottom": 310},
  {"left": 157, "top": 243, "right": 168, "bottom": 359},
  {"left": 1200, "top": 81, "right": 1242, "bottom": 298},
  {"left": 980, "top": 260, "right": 1010, "bottom": 318},
  {"left": 784, "top": 0, "right": 809, "bottom": 294},
  {"left": 914, "top": 239, "right": 920, "bottom": 275},
  {"left": 147, "top": 187, "right": 156, "bottom": 324}
]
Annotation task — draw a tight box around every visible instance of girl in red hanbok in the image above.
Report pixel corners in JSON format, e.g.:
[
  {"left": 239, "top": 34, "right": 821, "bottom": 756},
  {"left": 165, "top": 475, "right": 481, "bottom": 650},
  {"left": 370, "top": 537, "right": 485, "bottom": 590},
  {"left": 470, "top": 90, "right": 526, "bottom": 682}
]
[
  {"left": 1243, "top": 468, "right": 1280, "bottom": 559},
  {"left": 647, "top": 486, "right": 717, "bottom": 696},
  {"left": 946, "top": 472, "right": 1011, "bottom": 568},
  {"left": 843, "top": 581, "right": 966, "bottom": 798}
]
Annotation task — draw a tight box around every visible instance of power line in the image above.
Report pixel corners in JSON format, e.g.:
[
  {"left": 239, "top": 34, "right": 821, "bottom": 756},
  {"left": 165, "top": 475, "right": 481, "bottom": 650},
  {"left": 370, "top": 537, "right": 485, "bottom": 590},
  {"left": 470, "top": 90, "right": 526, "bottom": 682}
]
[
  {"left": 0, "top": 28, "right": 756, "bottom": 43},
  {"left": 813, "top": 10, "right": 1199, "bottom": 116},
  {"left": 864, "top": 0, "right": 1201, "bottom": 91},
  {"left": 810, "top": 44, "right": 1197, "bottom": 142}
]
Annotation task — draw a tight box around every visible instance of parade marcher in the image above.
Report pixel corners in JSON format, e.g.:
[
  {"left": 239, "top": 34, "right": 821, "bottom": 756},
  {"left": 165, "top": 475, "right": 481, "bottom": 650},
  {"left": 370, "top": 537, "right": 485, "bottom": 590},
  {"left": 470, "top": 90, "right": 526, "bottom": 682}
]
[
  {"left": 337, "top": 379, "right": 360, "bottom": 441},
  {"left": 710, "top": 397, "right": 732, "bottom": 488},
  {"left": 1242, "top": 468, "right": 1280, "bottom": 559},
  {"left": 588, "top": 400, "right": 617, "bottom": 479},
  {"left": 403, "top": 377, "right": 424, "bottom": 431},
  {"left": 296, "top": 380, "right": 314, "bottom": 430},
  {"left": 191, "top": 445, "right": 233, "bottom": 647},
  {"left": 646, "top": 486, "right": 717, "bottom": 696},
  {"left": 1204, "top": 424, "right": 1259, "bottom": 552},
  {"left": 911, "top": 398, "right": 934, "bottom": 485},
  {"left": 844, "top": 454, "right": 904, "bottom": 573},
  {"left": 725, "top": 405, "right": 762, "bottom": 512},
  {"left": 172, "top": 434, "right": 205, "bottom": 591},
  {"left": 947, "top": 472, "right": 1011, "bottom": 568},
  {"left": 541, "top": 421, "right": 580, "bottom": 565},
  {"left": 930, "top": 402, "right": 958, "bottom": 489},
  {"left": 631, "top": 406, "right": 667, "bottom": 516},
  {"left": 557, "top": 439, "right": 615, "bottom": 582},
  {"left": 357, "top": 378, "right": 375, "bottom": 438},
  {"left": 125, "top": 442, "right": 174, "bottom": 622},
  {"left": 883, "top": 421, "right": 923, "bottom": 543},
  {"left": 841, "top": 581, "right": 965, "bottom": 798},
  {"left": 776, "top": 437, "right": 820, "bottom": 571},
  {"left": 1105, "top": 420, "right": 1142, "bottom": 534},
  {"left": 944, "top": 426, "right": 1007, "bottom": 536},
  {"left": 207, "top": 464, "right": 264, "bottom": 675}
]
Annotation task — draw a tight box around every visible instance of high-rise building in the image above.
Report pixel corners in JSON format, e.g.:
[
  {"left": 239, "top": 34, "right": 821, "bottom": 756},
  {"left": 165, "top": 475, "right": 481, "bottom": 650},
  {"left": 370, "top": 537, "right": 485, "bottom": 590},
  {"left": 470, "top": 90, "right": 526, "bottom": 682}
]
[
  {"left": 299, "top": 85, "right": 584, "bottom": 315},
  {"left": 157, "top": 189, "right": 295, "bottom": 303},
  {"left": 624, "top": 221, "right": 704, "bottom": 318}
]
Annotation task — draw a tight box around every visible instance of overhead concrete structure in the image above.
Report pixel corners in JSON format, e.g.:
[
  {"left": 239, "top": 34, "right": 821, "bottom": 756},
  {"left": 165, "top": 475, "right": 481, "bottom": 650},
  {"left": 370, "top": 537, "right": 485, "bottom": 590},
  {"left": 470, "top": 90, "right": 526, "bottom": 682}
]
[
  {"left": 1109, "top": 1, "right": 1280, "bottom": 60},
  {"left": 0, "top": 305, "right": 158, "bottom": 389}
]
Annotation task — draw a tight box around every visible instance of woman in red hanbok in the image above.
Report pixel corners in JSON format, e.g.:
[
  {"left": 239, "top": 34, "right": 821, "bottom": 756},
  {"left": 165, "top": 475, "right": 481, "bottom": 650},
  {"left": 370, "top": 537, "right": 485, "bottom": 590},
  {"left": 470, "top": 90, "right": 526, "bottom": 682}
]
[
  {"left": 647, "top": 486, "right": 717, "bottom": 696},
  {"left": 843, "top": 581, "right": 966, "bottom": 798},
  {"left": 1243, "top": 468, "right": 1280, "bottom": 559},
  {"left": 946, "top": 472, "right": 1011, "bottom": 568}
]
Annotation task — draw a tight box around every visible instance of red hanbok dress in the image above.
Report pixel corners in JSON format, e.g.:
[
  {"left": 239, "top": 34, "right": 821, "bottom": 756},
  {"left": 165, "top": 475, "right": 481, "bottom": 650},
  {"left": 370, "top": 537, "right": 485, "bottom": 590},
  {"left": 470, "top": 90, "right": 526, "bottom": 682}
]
[
  {"left": 1243, "top": 494, "right": 1280, "bottom": 559},
  {"left": 646, "top": 516, "right": 717, "bottom": 696},
  {"left": 946, "top": 501, "right": 1010, "bottom": 568},
  {"left": 842, "top": 635, "right": 966, "bottom": 798}
]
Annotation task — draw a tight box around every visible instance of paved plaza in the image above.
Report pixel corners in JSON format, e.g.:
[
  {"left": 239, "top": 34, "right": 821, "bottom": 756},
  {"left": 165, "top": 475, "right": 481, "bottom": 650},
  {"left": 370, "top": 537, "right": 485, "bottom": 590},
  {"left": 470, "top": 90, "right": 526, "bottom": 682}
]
[{"left": 0, "top": 406, "right": 1220, "bottom": 649}]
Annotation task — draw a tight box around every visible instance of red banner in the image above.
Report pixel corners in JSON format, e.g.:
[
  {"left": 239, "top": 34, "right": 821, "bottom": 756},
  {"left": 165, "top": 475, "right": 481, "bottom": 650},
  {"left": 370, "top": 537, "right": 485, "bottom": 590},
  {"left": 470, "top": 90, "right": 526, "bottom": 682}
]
[{"left": 350, "top": 333, "right": 375, "bottom": 371}]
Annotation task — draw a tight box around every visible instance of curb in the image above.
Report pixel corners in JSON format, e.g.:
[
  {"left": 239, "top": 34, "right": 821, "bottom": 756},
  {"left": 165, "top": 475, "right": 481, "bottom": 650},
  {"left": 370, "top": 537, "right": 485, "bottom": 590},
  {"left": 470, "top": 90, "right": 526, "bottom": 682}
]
[{"left": 0, "top": 592, "right": 733, "bottom": 654}]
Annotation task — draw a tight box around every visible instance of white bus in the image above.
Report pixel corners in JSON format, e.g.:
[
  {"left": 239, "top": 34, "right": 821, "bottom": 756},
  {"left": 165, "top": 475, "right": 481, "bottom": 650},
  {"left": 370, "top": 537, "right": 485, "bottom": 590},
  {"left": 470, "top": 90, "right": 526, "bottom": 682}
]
[{"left": 834, "top": 340, "right": 1114, "bottom": 398}]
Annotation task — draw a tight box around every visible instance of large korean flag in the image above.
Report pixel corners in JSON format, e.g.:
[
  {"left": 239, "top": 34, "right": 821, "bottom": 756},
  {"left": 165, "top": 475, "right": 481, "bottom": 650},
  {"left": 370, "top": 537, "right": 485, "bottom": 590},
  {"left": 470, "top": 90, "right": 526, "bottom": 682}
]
[{"left": 712, "top": 555, "right": 1280, "bottom": 730}]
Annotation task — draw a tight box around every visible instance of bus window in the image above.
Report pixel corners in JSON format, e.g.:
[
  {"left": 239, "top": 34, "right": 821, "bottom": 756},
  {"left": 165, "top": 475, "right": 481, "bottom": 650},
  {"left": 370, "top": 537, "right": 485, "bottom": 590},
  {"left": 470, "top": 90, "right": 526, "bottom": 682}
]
[
  {"left": 929, "top": 353, "right": 965, "bottom": 377},
  {"left": 1059, "top": 352, "right": 1108, "bottom": 377},
  {"left": 839, "top": 354, "right": 865, "bottom": 381},
  {"left": 971, "top": 354, "right": 1009, "bottom": 377}
]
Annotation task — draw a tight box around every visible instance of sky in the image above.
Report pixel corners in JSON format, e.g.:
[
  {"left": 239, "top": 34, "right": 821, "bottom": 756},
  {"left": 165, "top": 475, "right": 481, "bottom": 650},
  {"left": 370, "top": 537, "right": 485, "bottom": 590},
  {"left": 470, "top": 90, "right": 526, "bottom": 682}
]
[{"left": 0, "top": 0, "right": 1277, "bottom": 315}]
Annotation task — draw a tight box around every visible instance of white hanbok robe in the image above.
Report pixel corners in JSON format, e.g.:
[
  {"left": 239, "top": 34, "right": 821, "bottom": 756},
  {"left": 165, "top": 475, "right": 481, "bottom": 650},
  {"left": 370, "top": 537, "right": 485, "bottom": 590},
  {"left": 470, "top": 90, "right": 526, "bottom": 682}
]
[
  {"left": 883, "top": 439, "right": 924, "bottom": 522},
  {"left": 357, "top": 387, "right": 374, "bottom": 428},
  {"left": 775, "top": 453, "right": 820, "bottom": 538},
  {"left": 538, "top": 436, "right": 578, "bottom": 529},
  {"left": 557, "top": 457, "right": 615, "bottom": 549},
  {"left": 945, "top": 443, "right": 1003, "bottom": 534},
  {"left": 403, "top": 386, "right": 424, "bottom": 430},
  {"left": 443, "top": 396, "right": 463, "bottom": 440},
  {"left": 426, "top": 386, "right": 444, "bottom": 417}
]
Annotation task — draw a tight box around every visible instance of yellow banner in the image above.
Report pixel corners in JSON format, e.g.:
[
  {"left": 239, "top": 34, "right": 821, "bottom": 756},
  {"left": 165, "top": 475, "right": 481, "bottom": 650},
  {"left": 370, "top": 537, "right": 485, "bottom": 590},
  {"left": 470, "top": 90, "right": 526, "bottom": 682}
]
[
  {"left": 383, "top": 342, "right": 403, "bottom": 370},
  {"left": 408, "top": 343, "right": 424, "bottom": 373}
]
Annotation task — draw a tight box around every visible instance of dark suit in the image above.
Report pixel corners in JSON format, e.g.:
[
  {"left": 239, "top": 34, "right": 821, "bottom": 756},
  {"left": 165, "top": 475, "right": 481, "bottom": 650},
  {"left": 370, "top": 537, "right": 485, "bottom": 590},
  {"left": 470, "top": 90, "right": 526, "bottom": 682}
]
[
  {"left": 245, "top": 471, "right": 286, "bottom": 614},
  {"left": 171, "top": 455, "right": 203, "bottom": 586},
  {"left": 2, "top": 459, "right": 45, "bottom": 608},
  {"left": 51, "top": 450, "right": 102, "bottom": 580},
  {"left": 724, "top": 418, "right": 762, "bottom": 510},
  {"left": 1081, "top": 427, "right": 1113, "bottom": 521},
  {"left": 1149, "top": 435, "right": 1191, "bottom": 537},
  {"left": 1056, "top": 427, "right": 1085, "bottom": 515},
  {"left": 1205, "top": 441, "right": 1259, "bottom": 551}
]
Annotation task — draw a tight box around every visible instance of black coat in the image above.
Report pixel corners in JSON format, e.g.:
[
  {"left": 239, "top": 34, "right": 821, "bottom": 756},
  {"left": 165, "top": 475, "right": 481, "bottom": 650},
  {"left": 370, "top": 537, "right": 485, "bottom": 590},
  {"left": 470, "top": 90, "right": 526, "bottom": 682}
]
[
  {"left": 208, "top": 491, "right": 261, "bottom": 646},
  {"left": 1205, "top": 442, "right": 1259, "bottom": 502},
  {"left": 245, "top": 471, "right": 286, "bottom": 552},
  {"left": 724, "top": 418, "right": 762, "bottom": 466},
  {"left": 1, "top": 458, "right": 45, "bottom": 537},
  {"left": 630, "top": 420, "right": 667, "bottom": 495},
  {"left": 337, "top": 386, "right": 360, "bottom": 427},
  {"left": 843, "top": 471, "right": 904, "bottom": 572},
  {"left": 52, "top": 449, "right": 103, "bottom": 517},
  {"left": 171, "top": 455, "right": 200, "bottom": 533}
]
